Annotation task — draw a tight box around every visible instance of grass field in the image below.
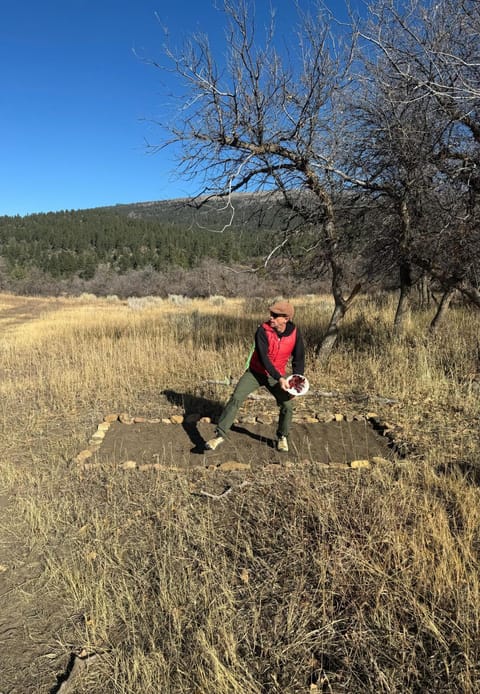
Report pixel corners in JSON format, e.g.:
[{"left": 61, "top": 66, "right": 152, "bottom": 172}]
[{"left": 0, "top": 291, "right": 479, "bottom": 693}]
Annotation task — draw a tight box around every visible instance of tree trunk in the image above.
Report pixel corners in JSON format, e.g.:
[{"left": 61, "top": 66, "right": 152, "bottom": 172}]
[
  {"left": 315, "top": 251, "right": 361, "bottom": 361},
  {"left": 458, "top": 282, "right": 480, "bottom": 308},
  {"left": 417, "top": 273, "right": 433, "bottom": 308},
  {"left": 429, "top": 287, "right": 455, "bottom": 333},
  {"left": 393, "top": 261, "right": 413, "bottom": 336},
  {"left": 315, "top": 298, "right": 347, "bottom": 361},
  {"left": 393, "top": 199, "right": 414, "bottom": 337}
]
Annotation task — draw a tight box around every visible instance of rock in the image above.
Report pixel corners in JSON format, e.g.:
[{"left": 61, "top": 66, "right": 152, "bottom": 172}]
[
  {"left": 328, "top": 462, "right": 350, "bottom": 470},
  {"left": 350, "top": 459, "right": 371, "bottom": 469},
  {"left": 82, "top": 461, "right": 100, "bottom": 471},
  {"left": 104, "top": 413, "right": 119, "bottom": 422},
  {"left": 372, "top": 456, "right": 391, "bottom": 465},
  {"left": 148, "top": 418, "right": 161, "bottom": 424},
  {"left": 320, "top": 413, "right": 335, "bottom": 422},
  {"left": 217, "top": 461, "right": 251, "bottom": 471},
  {"left": 121, "top": 460, "right": 137, "bottom": 470},
  {"left": 74, "top": 449, "right": 93, "bottom": 463},
  {"left": 263, "top": 463, "right": 285, "bottom": 473},
  {"left": 345, "top": 414, "right": 354, "bottom": 422},
  {"left": 239, "top": 415, "right": 256, "bottom": 424},
  {"left": 161, "top": 418, "right": 172, "bottom": 424},
  {"left": 133, "top": 416, "right": 147, "bottom": 423},
  {"left": 200, "top": 416, "right": 212, "bottom": 424},
  {"left": 90, "top": 431, "right": 105, "bottom": 441},
  {"left": 97, "top": 422, "right": 111, "bottom": 432},
  {"left": 304, "top": 416, "right": 319, "bottom": 423},
  {"left": 138, "top": 463, "right": 153, "bottom": 471},
  {"left": 119, "top": 413, "right": 133, "bottom": 424},
  {"left": 151, "top": 461, "right": 182, "bottom": 471},
  {"left": 170, "top": 415, "right": 184, "bottom": 424},
  {"left": 396, "top": 459, "right": 412, "bottom": 468},
  {"left": 353, "top": 414, "right": 366, "bottom": 421},
  {"left": 366, "top": 412, "right": 379, "bottom": 420},
  {"left": 334, "top": 413, "right": 344, "bottom": 422},
  {"left": 256, "top": 416, "right": 271, "bottom": 424}
]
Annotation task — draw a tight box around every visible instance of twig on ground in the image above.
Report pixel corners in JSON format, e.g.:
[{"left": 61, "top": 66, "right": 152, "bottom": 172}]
[
  {"left": 55, "top": 653, "right": 99, "bottom": 694},
  {"left": 192, "top": 480, "right": 251, "bottom": 500}
]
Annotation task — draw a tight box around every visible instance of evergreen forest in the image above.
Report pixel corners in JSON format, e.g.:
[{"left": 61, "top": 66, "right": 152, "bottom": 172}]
[{"left": 0, "top": 196, "right": 279, "bottom": 284}]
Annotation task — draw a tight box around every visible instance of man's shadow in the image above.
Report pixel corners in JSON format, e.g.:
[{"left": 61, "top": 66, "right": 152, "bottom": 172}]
[
  {"left": 230, "top": 425, "right": 276, "bottom": 448},
  {"left": 185, "top": 423, "right": 276, "bottom": 455},
  {"left": 182, "top": 421, "right": 208, "bottom": 453},
  {"left": 162, "top": 389, "right": 276, "bottom": 454},
  {"left": 162, "top": 389, "right": 223, "bottom": 454},
  {"left": 162, "top": 389, "right": 223, "bottom": 417},
  {"left": 189, "top": 424, "right": 276, "bottom": 455}
]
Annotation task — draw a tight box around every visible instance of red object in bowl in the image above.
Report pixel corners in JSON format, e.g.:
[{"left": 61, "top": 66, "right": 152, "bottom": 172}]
[{"left": 286, "top": 374, "right": 309, "bottom": 396}]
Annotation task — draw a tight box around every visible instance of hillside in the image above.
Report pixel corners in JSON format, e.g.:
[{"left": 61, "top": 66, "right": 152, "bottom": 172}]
[{"left": 0, "top": 193, "right": 285, "bottom": 284}]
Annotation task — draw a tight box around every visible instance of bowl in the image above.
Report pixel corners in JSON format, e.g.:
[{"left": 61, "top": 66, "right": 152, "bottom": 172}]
[{"left": 285, "top": 374, "right": 309, "bottom": 396}]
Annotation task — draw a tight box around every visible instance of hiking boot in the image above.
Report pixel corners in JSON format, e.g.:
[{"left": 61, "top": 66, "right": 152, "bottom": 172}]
[
  {"left": 276, "top": 435, "right": 289, "bottom": 452},
  {"left": 205, "top": 435, "right": 224, "bottom": 451}
]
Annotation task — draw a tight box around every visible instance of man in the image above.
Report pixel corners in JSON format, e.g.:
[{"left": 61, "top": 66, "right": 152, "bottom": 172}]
[{"left": 205, "top": 300, "right": 305, "bottom": 453}]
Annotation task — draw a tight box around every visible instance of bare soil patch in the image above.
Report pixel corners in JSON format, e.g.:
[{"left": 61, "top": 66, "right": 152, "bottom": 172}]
[
  {"left": 0, "top": 294, "right": 70, "bottom": 331},
  {"left": 94, "top": 419, "right": 395, "bottom": 469}
]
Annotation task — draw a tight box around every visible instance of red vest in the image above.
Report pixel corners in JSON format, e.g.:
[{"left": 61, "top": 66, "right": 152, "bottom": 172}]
[{"left": 249, "top": 322, "right": 297, "bottom": 377}]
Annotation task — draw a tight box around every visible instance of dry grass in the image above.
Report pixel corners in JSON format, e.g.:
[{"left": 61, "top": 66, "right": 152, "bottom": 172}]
[{"left": 0, "top": 292, "right": 479, "bottom": 693}]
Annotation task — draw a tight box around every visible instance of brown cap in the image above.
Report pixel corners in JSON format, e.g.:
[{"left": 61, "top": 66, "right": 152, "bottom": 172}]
[{"left": 269, "top": 300, "right": 294, "bottom": 320}]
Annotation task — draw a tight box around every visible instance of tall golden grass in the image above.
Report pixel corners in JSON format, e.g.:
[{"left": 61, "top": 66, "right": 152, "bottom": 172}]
[{"left": 0, "top": 292, "right": 478, "bottom": 692}]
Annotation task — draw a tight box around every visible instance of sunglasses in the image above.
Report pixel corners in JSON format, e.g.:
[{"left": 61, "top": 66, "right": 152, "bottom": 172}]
[{"left": 270, "top": 311, "right": 287, "bottom": 319}]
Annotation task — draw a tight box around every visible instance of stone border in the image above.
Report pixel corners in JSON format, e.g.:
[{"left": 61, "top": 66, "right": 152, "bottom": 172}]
[{"left": 72, "top": 410, "right": 412, "bottom": 473}]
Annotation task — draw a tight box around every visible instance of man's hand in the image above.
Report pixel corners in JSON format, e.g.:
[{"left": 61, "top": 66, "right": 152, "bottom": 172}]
[{"left": 279, "top": 376, "right": 289, "bottom": 391}]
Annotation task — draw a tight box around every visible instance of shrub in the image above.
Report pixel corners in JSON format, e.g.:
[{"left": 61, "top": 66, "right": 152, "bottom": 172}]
[{"left": 208, "top": 295, "right": 226, "bottom": 305}]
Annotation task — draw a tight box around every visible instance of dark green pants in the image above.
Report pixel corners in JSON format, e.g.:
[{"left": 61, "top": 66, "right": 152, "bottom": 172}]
[{"left": 216, "top": 369, "right": 294, "bottom": 438}]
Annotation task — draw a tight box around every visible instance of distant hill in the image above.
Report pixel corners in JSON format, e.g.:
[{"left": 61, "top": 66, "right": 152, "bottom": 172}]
[
  {"left": 0, "top": 192, "right": 287, "bottom": 283},
  {"left": 106, "top": 190, "right": 291, "bottom": 228}
]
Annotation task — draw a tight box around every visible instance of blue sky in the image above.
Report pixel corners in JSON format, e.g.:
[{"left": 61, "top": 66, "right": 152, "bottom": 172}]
[{"left": 1, "top": 1, "right": 359, "bottom": 217}]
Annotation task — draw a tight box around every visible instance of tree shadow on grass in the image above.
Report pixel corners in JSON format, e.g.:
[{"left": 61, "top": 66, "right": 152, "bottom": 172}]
[{"left": 435, "top": 460, "right": 480, "bottom": 488}]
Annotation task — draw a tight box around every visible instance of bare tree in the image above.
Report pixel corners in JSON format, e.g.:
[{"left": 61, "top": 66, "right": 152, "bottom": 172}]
[
  {"left": 348, "top": 86, "right": 442, "bottom": 334},
  {"left": 356, "top": 0, "right": 480, "bottom": 320},
  {"left": 150, "top": 0, "right": 362, "bottom": 359}
]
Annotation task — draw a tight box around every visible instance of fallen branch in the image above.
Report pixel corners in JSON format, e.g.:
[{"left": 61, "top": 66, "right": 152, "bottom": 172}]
[
  {"left": 192, "top": 480, "right": 251, "bottom": 500},
  {"left": 55, "top": 653, "right": 99, "bottom": 694}
]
